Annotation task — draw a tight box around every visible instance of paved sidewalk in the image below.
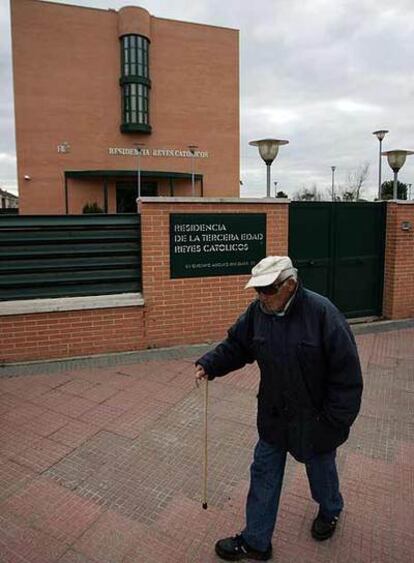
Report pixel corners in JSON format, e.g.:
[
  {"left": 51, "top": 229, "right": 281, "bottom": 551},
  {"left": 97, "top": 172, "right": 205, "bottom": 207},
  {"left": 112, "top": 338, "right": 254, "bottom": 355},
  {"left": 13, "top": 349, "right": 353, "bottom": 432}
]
[{"left": 0, "top": 328, "right": 413, "bottom": 562}]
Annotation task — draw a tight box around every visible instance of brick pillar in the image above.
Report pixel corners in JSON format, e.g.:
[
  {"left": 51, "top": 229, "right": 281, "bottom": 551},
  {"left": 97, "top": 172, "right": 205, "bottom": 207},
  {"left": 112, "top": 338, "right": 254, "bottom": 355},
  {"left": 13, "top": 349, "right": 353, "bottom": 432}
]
[
  {"left": 140, "top": 198, "right": 289, "bottom": 348},
  {"left": 383, "top": 202, "right": 414, "bottom": 319}
]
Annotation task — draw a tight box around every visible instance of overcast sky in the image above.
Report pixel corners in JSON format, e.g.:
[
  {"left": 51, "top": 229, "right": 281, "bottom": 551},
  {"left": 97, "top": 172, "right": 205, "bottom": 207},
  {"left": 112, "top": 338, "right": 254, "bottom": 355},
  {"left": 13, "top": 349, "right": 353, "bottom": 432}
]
[{"left": 1, "top": 0, "right": 413, "bottom": 199}]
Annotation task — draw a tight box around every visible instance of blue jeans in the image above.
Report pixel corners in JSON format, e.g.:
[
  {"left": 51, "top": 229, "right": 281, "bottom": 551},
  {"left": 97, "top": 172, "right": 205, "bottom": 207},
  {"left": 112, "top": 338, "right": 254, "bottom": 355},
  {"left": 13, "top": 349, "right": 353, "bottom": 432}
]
[{"left": 242, "top": 439, "right": 344, "bottom": 552}]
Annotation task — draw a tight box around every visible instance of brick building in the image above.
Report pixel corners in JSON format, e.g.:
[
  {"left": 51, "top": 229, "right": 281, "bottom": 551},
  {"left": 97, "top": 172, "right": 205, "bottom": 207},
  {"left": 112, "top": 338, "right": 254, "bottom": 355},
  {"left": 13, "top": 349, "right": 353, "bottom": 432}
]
[
  {"left": 10, "top": 0, "right": 239, "bottom": 214},
  {"left": 0, "top": 188, "right": 19, "bottom": 210}
]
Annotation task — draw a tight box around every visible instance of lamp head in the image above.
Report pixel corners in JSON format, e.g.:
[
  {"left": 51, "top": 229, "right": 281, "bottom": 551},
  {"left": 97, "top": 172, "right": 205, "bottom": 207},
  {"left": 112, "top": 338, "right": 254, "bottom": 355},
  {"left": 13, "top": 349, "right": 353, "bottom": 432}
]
[
  {"left": 373, "top": 130, "right": 389, "bottom": 141},
  {"left": 249, "top": 138, "right": 289, "bottom": 165},
  {"left": 382, "top": 149, "right": 414, "bottom": 172}
]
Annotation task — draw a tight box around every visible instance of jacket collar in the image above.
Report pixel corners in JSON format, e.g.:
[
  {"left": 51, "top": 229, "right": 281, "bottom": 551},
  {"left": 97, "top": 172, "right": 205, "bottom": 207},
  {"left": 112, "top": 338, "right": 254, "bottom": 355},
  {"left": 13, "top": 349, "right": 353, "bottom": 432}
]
[{"left": 258, "top": 279, "right": 304, "bottom": 316}]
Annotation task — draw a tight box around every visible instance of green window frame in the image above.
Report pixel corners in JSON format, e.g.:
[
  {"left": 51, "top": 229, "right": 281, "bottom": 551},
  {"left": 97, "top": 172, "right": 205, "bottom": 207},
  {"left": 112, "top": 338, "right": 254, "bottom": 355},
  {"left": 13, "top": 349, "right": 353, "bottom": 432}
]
[
  {"left": 122, "top": 83, "right": 150, "bottom": 126},
  {"left": 120, "top": 34, "right": 151, "bottom": 133}
]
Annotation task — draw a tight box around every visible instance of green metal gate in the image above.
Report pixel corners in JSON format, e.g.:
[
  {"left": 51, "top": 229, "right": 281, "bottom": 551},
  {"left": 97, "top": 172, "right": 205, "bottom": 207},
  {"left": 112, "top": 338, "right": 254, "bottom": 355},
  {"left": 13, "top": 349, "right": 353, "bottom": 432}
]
[
  {"left": 0, "top": 214, "right": 141, "bottom": 301},
  {"left": 289, "top": 202, "right": 386, "bottom": 318}
]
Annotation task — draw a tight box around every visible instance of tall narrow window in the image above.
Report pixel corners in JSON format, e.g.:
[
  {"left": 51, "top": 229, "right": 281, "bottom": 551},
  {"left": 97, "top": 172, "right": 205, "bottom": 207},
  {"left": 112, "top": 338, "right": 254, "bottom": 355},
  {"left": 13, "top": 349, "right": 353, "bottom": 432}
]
[{"left": 120, "top": 34, "right": 151, "bottom": 133}]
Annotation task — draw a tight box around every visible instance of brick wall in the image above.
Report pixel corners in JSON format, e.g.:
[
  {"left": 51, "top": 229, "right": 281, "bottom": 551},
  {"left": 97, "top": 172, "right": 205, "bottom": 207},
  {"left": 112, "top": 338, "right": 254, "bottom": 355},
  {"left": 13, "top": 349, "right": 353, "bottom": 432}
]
[
  {"left": 3, "top": 199, "right": 414, "bottom": 364},
  {"left": 0, "top": 307, "right": 145, "bottom": 363},
  {"left": 0, "top": 199, "right": 288, "bottom": 363},
  {"left": 140, "top": 199, "right": 289, "bottom": 348},
  {"left": 383, "top": 202, "right": 414, "bottom": 319}
]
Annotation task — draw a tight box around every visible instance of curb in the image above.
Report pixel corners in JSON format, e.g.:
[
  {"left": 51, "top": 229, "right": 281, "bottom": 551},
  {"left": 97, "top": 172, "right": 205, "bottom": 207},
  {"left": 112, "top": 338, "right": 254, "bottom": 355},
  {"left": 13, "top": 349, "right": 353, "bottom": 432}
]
[{"left": 1, "top": 318, "right": 414, "bottom": 378}]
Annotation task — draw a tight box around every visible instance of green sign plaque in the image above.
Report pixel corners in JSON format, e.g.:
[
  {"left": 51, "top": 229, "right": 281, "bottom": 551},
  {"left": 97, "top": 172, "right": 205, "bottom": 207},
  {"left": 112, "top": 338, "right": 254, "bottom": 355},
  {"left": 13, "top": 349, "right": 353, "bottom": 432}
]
[{"left": 170, "top": 213, "right": 266, "bottom": 278}]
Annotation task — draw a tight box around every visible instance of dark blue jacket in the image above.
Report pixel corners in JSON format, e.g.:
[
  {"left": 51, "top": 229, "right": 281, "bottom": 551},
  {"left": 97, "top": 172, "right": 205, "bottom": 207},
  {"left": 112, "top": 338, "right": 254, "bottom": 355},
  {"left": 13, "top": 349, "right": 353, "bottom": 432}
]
[{"left": 196, "top": 284, "right": 363, "bottom": 462}]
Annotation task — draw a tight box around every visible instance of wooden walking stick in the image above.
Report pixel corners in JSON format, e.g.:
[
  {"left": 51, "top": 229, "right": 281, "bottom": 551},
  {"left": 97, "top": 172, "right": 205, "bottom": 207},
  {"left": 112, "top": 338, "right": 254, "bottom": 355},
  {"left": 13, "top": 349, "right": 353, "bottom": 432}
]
[{"left": 202, "top": 377, "right": 209, "bottom": 509}]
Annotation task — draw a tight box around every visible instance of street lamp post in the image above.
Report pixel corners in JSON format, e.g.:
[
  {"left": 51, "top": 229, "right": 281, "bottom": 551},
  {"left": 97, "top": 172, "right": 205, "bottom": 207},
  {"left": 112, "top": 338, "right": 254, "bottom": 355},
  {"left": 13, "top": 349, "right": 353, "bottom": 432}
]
[
  {"left": 331, "top": 166, "right": 336, "bottom": 201},
  {"left": 249, "top": 138, "right": 289, "bottom": 197},
  {"left": 382, "top": 149, "right": 414, "bottom": 199},
  {"left": 133, "top": 143, "right": 145, "bottom": 200},
  {"left": 188, "top": 145, "right": 198, "bottom": 196},
  {"left": 372, "top": 130, "right": 389, "bottom": 199}
]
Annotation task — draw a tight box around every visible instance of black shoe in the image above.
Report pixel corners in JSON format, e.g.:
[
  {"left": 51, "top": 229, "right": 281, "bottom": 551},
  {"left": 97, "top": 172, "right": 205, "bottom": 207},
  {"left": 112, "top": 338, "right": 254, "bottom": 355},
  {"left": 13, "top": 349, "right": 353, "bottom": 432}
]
[
  {"left": 311, "top": 510, "right": 340, "bottom": 541},
  {"left": 215, "top": 534, "right": 272, "bottom": 561}
]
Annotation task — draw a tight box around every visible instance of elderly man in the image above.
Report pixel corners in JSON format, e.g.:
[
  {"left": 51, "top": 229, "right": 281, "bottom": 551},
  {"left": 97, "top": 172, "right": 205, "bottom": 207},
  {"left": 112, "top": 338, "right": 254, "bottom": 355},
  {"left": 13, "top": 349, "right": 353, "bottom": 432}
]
[{"left": 195, "top": 256, "right": 363, "bottom": 561}]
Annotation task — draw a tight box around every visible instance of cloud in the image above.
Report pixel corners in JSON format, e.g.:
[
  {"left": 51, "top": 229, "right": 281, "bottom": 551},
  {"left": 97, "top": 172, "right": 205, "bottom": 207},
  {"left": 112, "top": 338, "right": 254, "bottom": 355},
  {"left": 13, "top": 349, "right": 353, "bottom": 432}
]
[
  {"left": 1, "top": 0, "right": 413, "bottom": 199},
  {"left": 333, "top": 99, "right": 382, "bottom": 114}
]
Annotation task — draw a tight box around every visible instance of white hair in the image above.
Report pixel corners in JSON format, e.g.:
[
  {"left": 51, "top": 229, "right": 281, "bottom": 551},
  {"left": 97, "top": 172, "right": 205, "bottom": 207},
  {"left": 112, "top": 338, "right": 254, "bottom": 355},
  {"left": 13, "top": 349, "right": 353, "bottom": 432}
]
[{"left": 278, "top": 267, "right": 298, "bottom": 283}]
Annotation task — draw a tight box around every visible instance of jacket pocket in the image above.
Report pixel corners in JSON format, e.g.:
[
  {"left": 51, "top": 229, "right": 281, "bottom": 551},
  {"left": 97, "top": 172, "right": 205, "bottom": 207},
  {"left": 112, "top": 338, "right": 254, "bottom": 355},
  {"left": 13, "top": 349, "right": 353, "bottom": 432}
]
[{"left": 310, "top": 414, "right": 349, "bottom": 454}]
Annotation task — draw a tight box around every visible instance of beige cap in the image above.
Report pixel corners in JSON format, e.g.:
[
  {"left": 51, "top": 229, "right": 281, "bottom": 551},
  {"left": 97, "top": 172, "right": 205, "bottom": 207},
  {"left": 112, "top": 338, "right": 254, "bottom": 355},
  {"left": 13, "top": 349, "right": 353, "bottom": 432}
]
[{"left": 244, "top": 256, "right": 297, "bottom": 289}]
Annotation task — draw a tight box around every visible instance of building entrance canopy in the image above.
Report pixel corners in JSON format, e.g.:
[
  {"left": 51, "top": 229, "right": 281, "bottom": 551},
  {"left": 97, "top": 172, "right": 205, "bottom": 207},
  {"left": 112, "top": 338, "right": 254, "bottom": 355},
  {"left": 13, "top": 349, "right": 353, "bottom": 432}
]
[{"left": 64, "top": 170, "right": 204, "bottom": 214}]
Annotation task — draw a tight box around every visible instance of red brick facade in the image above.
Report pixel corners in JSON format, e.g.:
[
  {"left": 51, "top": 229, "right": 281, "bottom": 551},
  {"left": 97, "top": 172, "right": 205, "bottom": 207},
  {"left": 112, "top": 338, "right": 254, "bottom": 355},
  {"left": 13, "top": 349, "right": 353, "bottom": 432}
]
[
  {"left": 383, "top": 202, "right": 414, "bottom": 319},
  {"left": 0, "top": 308, "right": 145, "bottom": 363},
  {"left": 140, "top": 200, "right": 288, "bottom": 348},
  {"left": 11, "top": 0, "right": 239, "bottom": 214}
]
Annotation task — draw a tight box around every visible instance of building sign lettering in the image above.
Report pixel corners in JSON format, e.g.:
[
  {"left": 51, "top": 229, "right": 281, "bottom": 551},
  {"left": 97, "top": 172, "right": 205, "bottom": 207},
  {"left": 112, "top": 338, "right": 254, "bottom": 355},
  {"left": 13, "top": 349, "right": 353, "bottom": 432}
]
[
  {"left": 108, "top": 147, "right": 208, "bottom": 158},
  {"left": 170, "top": 213, "right": 266, "bottom": 278}
]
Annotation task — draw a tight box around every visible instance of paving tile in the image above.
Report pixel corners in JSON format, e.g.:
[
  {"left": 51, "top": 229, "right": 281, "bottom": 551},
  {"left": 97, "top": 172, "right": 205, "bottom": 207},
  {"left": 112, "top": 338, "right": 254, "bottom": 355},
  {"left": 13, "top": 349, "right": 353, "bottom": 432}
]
[
  {"left": 0, "top": 421, "right": 43, "bottom": 458},
  {"left": 78, "top": 402, "right": 127, "bottom": 427},
  {"left": 73, "top": 510, "right": 144, "bottom": 562},
  {"left": 58, "top": 550, "right": 98, "bottom": 563},
  {"left": 9, "top": 382, "right": 53, "bottom": 401},
  {"left": 125, "top": 378, "right": 173, "bottom": 397},
  {"left": 151, "top": 382, "right": 191, "bottom": 405},
  {"left": 57, "top": 379, "right": 98, "bottom": 397},
  {"left": 44, "top": 431, "right": 133, "bottom": 490},
  {"left": 102, "top": 390, "right": 141, "bottom": 410},
  {"left": 0, "top": 393, "right": 27, "bottom": 416},
  {"left": 0, "top": 511, "right": 68, "bottom": 563},
  {"left": 0, "top": 457, "right": 36, "bottom": 502},
  {"left": 167, "top": 370, "right": 199, "bottom": 392},
  {"left": 10, "top": 437, "right": 73, "bottom": 473},
  {"left": 0, "top": 378, "right": 28, "bottom": 395},
  {"left": 154, "top": 494, "right": 222, "bottom": 554},
  {"left": 117, "top": 359, "right": 188, "bottom": 384},
  {"left": 48, "top": 420, "right": 101, "bottom": 449},
  {"left": 219, "top": 363, "right": 260, "bottom": 391},
  {"left": 1, "top": 478, "right": 103, "bottom": 544},
  {"left": 29, "top": 373, "right": 74, "bottom": 389},
  {"left": 122, "top": 524, "right": 186, "bottom": 563},
  {"left": 77, "top": 383, "right": 120, "bottom": 403},
  {"left": 74, "top": 453, "right": 176, "bottom": 522},
  {"left": 0, "top": 402, "right": 46, "bottom": 426},
  {"left": 52, "top": 396, "right": 98, "bottom": 419},
  {"left": 21, "top": 410, "right": 72, "bottom": 438},
  {"left": 103, "top": 399, "right": 170, "bottom": 438},
  {"left": 75, "top": 369, "right": 137, "bottom": 389}
]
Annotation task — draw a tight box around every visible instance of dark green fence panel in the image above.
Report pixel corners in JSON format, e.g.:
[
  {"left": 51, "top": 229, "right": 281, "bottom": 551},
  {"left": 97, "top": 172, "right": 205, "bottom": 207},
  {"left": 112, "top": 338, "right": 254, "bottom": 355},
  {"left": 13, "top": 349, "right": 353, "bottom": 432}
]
[
  {"left": 288, "top": 203, "right": 332, "bottom": 297},
  {"left": 0, "top": 214, "right": 141, "bottom": 301},
  {"left": 289, "top": 202, "right": 386, "bottom": 318}
]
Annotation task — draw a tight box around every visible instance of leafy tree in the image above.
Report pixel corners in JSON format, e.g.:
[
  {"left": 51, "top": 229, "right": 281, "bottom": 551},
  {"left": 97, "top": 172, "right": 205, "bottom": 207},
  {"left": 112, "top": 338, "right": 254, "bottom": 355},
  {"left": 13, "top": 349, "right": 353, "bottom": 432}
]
[
  {"left": 82, "top": 202, "right": 104, "bottom": 213},
  {"left": 380, "top": 180, "right": 407, "bottom": 200},
  {"left": 276, "top": 191, "right": 288, "bottom": 198}
]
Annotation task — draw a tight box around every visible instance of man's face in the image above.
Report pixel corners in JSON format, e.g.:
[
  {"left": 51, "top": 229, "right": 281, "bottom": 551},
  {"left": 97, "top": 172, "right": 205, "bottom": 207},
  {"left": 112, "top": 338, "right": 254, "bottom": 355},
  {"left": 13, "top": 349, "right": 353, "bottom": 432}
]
[{"left": 254, "top": 277, "right": 297, "bottom": 312}]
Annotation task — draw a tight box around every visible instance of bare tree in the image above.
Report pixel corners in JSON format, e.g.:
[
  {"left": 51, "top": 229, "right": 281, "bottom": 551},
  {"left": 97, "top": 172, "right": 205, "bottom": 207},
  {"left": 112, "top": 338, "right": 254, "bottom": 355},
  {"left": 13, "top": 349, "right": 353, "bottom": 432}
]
[
  {"left": 292, "top": 184, "right": 323, "bottom": 201},
  {"left": 344, "top": 162, "right": 370, "bottom": 201}
]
